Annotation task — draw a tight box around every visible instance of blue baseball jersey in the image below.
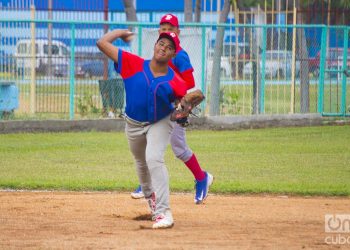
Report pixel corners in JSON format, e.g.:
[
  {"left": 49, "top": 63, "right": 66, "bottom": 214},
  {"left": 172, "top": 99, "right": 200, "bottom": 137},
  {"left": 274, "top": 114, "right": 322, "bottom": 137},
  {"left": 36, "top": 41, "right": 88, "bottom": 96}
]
[
  {"left": 115, "top": 49, "right": 187, "bottom": 123},
  {"left": 169, "top": 48, "right": 195, "bottom": 90}
]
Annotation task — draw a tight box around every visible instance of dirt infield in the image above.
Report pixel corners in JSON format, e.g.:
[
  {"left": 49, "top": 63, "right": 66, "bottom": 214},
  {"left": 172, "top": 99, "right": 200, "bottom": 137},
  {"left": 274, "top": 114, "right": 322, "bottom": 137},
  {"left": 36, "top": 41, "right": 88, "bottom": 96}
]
[{"left": 1, "top": 191, "right": 349, "bottom": 249}]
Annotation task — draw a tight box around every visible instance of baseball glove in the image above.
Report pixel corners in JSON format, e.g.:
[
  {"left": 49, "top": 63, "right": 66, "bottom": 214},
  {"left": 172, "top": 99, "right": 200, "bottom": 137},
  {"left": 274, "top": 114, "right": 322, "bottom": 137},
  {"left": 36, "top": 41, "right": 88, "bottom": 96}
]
[{"left": 170, "top": 89, "right": 205, "bottom": 126}]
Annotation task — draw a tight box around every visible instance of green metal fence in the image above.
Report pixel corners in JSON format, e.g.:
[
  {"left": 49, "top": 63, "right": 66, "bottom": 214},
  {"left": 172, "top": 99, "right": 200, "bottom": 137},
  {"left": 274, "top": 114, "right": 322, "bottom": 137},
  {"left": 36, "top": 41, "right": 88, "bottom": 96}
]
[{"left": 0, "top": 18, "right": 349, "bottom": 120}]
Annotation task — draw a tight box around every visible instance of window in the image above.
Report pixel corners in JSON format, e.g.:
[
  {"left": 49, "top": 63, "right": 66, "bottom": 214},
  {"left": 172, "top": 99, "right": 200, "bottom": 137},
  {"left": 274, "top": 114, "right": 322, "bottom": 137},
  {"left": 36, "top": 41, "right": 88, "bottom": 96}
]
[
  {"left": 18, "top": 43, "right": 39, "bottom": 54},
  {"left": 17, "top": 44, "right": 27, "bottom": 54},
  {"left": 60, "top": 46, "right": 69, "bottom": 56},
  {"left": 44, "top": 44, "right": 59, "bottom": 55}
]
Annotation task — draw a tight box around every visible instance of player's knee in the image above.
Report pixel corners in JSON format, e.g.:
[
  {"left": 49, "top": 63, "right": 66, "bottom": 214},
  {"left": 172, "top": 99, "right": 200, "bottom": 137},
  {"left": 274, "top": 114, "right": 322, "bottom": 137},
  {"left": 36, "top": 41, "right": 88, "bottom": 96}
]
[
  {"left": 146, "top": 156, "right": 164, "bottom": 170},
  {"left": 171, "top": 145, "right": 184, "bottom": 158},
  {"left": 172, "top": 148, "right": 192, "bottom": 162}
]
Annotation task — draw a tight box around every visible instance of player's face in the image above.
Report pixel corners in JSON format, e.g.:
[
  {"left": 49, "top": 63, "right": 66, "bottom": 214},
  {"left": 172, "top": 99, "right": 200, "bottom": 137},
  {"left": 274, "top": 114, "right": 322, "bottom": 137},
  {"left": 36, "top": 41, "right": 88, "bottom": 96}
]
[
  {"left": 154, "top": 38, "right": 176, "bottom": 62},
  {"left": 159, "top": 23, "right": 180, "bottom": 35}
]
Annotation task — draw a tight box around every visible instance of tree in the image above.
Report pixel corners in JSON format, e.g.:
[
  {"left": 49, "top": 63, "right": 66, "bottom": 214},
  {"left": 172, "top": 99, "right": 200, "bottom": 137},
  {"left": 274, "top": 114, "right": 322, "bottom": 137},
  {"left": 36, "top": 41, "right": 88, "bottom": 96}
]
[
  {"left": 294, "top": 0, "right": 310, "bottom": 113},
  {"left": 209, "top": 0, "right": 264, "bottom": 115},
  {"left": 194, "top": 0, "right": 202, "bottom": 22},
  {"left": 123, "top": 0, "right": 137, "bottom": 27},
  {"left": 209, "top": 0, "right": 232, "bottom": 116},
  {"left": 184, "top": 0, "right": 193, "bottom": 22}
]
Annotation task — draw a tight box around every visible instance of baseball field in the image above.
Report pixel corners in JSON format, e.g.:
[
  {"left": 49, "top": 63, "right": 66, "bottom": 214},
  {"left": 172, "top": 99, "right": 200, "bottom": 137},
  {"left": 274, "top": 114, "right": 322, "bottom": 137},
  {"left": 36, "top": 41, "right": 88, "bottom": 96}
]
[{"left": 1, "top": 125, "right": 350, "bottom": 249}]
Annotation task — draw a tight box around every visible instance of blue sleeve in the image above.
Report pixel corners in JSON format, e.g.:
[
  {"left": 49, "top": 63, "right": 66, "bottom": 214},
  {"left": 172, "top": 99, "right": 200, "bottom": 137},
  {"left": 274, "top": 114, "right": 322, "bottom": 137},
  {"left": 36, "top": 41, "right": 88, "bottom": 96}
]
[
  {"left": 172, "top": 49, "right": 193, "bottom": 74},
  {"left": 114, "top": 48, "right": 123, "bottom": 74}
]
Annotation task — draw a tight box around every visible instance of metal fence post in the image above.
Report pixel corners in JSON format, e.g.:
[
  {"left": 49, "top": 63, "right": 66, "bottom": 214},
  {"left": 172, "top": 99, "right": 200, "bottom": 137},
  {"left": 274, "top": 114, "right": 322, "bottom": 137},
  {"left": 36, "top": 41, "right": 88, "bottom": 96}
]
[
  {"left": 69, "top": 23, "right": 76, "bottom": 120},
  {"left": 137, "top": 26, "right": 142, "bottom": 56},
  {"left": 259, "top": 26, "right": 267, "bottom": 114},
  {"left": 30, "top": 5, "right": 36, "bottom": 114},
  {"left": 318, "top": 26, "right": 327, "bottom": 114},
  {"left": 201, "top": 26, "right": 206, "bottom": 115},
  {"left": 341, "top": 27, "right": 349, "bottom": 116},
  {"left": 290, "top": 7, "right": 297, "bottom": 114}
]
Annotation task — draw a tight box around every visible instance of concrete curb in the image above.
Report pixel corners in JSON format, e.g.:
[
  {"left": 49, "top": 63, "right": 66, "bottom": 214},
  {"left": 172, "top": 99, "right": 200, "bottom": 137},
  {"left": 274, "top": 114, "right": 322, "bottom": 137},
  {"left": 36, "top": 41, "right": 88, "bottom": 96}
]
[
  {"left": 0, "top": 119, "right": 125, "bottom": 134},
  {"left": 0, "top": 114, "right": 349, "bottom": 134},
  {"left": 190, "top": 113, "right": 324, "bottom": 130}
]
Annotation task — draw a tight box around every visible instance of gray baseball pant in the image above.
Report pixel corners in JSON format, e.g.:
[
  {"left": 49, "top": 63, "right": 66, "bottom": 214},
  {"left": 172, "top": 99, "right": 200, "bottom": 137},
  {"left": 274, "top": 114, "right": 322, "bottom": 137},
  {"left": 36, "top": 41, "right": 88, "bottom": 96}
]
[
  {"left": 125, "top": 115, "right": 174, "bottom": 216},
  {"left": 170, "top": 122, "right": 193, "bottom": 162}
]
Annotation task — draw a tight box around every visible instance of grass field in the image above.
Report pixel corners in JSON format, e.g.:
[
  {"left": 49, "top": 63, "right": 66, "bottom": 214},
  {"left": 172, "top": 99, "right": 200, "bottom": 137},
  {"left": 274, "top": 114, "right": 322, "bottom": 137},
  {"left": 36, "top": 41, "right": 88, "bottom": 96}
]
[{"left": 0, "top": 125, "right": 349, "bottom": 196}]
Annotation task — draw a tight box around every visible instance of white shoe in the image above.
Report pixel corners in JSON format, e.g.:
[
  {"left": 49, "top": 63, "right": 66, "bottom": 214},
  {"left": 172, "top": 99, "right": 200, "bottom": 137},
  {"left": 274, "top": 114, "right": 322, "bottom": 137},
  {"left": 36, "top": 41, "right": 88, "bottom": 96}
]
[
  {"left": 152, "top": 210, "right": 174, "bottom": 229},
  {"left": 130, "top": 185, "right": 144, "bottom": 199}
]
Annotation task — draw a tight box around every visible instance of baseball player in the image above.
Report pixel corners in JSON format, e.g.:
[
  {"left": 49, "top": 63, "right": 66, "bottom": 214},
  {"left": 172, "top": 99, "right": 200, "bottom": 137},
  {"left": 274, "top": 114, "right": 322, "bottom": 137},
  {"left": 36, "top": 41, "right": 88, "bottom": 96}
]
[
  {"left": 131, "top": 14, "right": 214, "bottom": 204},
  {"left": 97, "top": 29, "right": 187, "bottom": 229}
]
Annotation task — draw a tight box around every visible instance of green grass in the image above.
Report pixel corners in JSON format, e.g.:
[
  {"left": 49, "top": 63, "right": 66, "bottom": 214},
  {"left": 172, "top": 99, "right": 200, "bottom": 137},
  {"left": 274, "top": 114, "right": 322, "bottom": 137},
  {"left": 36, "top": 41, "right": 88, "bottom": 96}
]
[{"left": 0, "top": 126, "right": 349, "bottom": 196}]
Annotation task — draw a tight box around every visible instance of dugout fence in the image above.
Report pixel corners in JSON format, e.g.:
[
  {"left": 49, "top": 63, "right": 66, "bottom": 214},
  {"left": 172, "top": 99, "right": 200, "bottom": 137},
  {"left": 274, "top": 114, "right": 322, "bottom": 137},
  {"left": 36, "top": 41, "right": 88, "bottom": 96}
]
[{"left": 0, "top": 18, "right": 349, "bottom": 120}]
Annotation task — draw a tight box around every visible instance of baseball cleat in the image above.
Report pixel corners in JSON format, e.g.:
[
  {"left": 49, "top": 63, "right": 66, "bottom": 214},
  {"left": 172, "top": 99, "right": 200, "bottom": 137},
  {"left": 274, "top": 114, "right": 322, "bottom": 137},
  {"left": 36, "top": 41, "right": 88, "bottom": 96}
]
[
  {"left": 152, "top": 210, "right": 174, "bottom": 229},
  {"left": 194, "top": 172, "right": 214, "bottom": 204},
  {"left": 131, "top": 185, "right": 144, "bottom": 199}
]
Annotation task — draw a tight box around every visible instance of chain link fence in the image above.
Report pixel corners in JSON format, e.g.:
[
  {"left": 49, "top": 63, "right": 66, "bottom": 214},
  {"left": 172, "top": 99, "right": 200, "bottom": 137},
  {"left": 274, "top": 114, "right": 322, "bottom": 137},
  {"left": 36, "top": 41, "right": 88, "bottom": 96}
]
[{"left": 0, "top": 16, "right": 349, "bottom": 120}]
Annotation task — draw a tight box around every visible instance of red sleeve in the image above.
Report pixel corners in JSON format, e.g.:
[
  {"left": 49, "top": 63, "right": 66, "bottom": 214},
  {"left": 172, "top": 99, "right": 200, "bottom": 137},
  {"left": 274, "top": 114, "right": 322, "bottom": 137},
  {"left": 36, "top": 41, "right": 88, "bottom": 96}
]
[
  {"left": 168, "top": 73, "right": 187, "bottom": 98},
  {"left": 169, "top": 61, "right": 195, "bottom": 90},
  {"left": 117, "top": 50, "right": 144, "bottom": 79},
  {"left": 180, "top": 69, "right": 195, "bottom": 90}
]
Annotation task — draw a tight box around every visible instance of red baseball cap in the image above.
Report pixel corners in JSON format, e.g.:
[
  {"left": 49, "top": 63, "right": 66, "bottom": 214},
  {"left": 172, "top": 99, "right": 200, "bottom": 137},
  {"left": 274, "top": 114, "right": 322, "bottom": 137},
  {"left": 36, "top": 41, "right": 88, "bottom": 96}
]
[
  {"left": 157, "top": 32, "right": 180, "bottom": 53},
  {"left": 159, "top": 14, "right": 179, "bottom": 28}
]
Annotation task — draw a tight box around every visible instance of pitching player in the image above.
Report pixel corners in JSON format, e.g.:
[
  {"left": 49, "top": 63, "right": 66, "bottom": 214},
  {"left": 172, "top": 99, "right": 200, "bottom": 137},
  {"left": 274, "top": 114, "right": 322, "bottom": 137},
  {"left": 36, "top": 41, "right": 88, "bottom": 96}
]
[
  {"left": 131, "top": 13, "right": 214, "bottom": 204},
  {"left": 97, "top": 29, "right": 186, "bottom": 229}
]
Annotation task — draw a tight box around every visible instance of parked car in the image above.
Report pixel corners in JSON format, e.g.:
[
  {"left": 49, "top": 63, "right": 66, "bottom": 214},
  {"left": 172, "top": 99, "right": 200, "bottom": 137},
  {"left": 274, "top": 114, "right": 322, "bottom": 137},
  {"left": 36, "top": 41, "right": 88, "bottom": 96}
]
[
  {"left": 207, "top": 43, "right": 250, "bottom": 79},
  {"left": 223, "top": 43, "right": 250, "bottom": 60},
  {"left": 77, "top": 60, "right": 116, "bottom": 78},
  {"left": 52, "top": 64, "right": 69, "bottom": 77},
  {"left": 206, "top": 48, "right": 232, "bottom": 79},
  {"left": 309, "top": 48, "right": 350, "bottom": 77},
  {"left": 80, "top": 61, "right": 103, "bottom": 78},
  {"left": 206, "top": 55, "right": 232, "bottom": 79},
  {"left": 243, "top": 50, "right": 300, "bottom": 78},
  {"left": 15, "top": 39, "right": 69, "bottom": 76}
]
